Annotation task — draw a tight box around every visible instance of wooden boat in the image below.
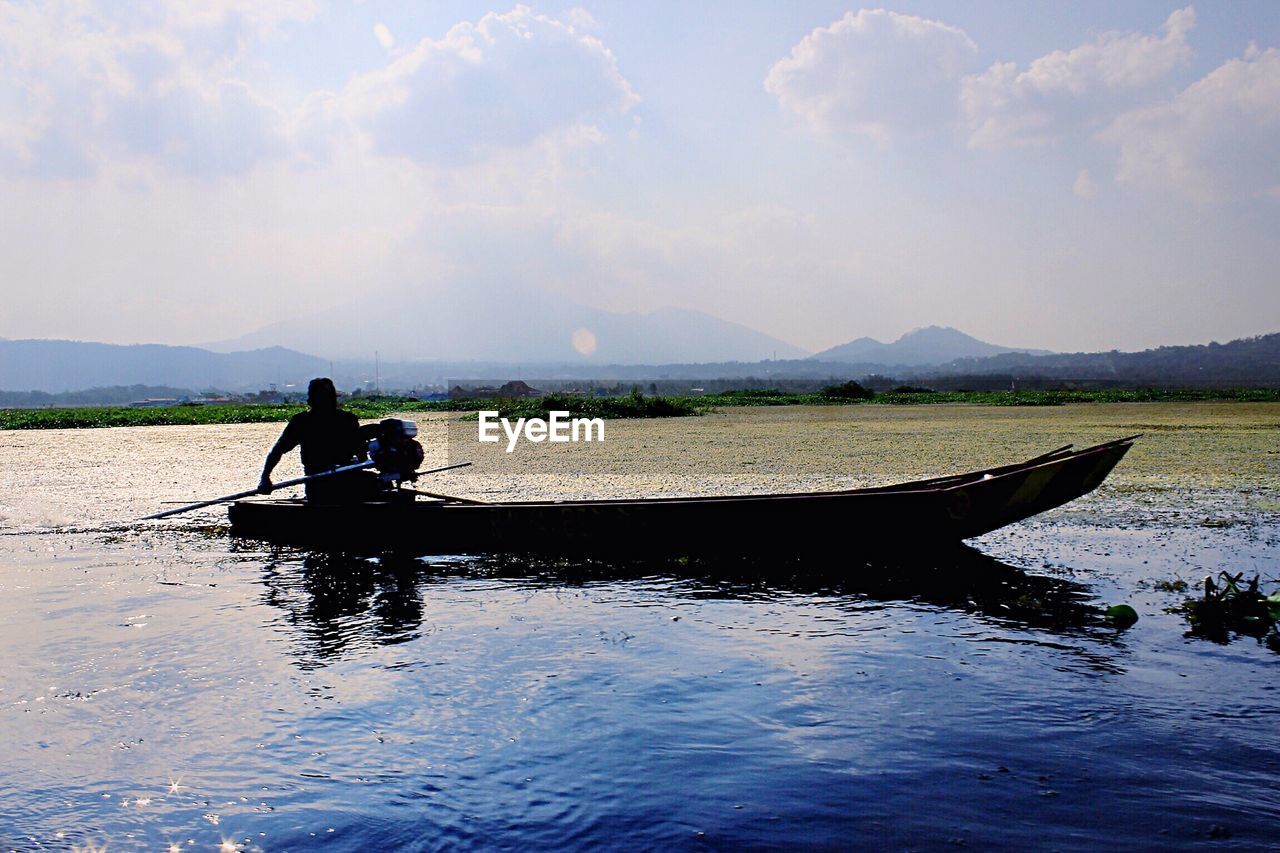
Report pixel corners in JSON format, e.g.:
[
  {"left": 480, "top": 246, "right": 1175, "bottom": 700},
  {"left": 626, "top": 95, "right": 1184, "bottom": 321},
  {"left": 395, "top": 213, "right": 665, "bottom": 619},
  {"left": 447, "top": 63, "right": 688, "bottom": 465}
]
[{"left": 227, "top": 436, "right": 1136, "bottom": 557}]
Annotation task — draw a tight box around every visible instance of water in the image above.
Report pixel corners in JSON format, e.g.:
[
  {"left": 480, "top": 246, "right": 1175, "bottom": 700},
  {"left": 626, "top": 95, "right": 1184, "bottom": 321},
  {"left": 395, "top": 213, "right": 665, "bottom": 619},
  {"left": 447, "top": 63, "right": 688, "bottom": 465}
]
[{"left": 1, "top": 412, "right": 1278, "bottom": 849}]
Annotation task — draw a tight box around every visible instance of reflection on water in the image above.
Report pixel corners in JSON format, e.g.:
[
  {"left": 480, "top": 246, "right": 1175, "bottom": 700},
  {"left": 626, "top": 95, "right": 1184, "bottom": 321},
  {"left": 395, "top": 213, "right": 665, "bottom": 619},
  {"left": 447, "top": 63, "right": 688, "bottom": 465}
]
[
  {"left": 4, "top": 525, "right": 1280, "bottom": 849},
  {"left": 260, "top": 554, "right": 428, "bottom": 667},
  {"left": 259, "top": 546, "right": 1117, "bottom": 672}
]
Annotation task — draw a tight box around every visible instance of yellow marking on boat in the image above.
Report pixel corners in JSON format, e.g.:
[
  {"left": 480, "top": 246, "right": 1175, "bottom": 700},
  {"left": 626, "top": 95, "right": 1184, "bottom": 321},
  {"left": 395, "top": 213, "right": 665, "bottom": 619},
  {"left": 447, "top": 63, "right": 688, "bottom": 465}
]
[{"left": 1007, "top": 466, "right": 1058, "bottom": 509}]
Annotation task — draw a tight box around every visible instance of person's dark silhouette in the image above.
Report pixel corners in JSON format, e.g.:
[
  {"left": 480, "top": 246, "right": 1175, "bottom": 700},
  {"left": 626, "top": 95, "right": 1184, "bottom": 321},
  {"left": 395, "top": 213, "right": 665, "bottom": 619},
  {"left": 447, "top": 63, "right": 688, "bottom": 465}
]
[{"left": 259, "top": 378, "right": 376, "bottom": 502}]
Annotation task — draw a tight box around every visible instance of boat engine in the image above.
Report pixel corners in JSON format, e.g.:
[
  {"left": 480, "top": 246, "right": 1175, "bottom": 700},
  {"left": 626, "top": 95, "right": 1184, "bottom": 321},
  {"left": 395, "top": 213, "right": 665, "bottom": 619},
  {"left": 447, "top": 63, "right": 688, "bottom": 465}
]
[{"left": 367, "top": 418, "right": 425, "bottom": 482}]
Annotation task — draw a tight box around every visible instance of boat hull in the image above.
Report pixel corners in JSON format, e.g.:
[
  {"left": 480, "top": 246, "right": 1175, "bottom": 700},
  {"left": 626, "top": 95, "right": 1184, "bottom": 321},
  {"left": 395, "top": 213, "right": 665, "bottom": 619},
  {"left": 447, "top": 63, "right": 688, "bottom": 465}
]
[{"left": 228, "top": 438, "right": 1134, "bottom": 557}]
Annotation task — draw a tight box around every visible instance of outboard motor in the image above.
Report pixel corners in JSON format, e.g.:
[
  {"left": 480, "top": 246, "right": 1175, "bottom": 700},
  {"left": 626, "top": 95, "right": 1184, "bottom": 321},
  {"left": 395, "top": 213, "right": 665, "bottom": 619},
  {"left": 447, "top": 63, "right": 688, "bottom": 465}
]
[{"left": 367, "top": 418, "right": 425, "bottom": 483}]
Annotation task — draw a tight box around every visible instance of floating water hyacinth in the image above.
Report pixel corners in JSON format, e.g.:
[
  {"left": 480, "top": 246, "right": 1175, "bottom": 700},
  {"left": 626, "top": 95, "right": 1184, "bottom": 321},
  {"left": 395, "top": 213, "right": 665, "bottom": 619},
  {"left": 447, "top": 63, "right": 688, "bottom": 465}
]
[
  {"left": 1104, "top": 603, "right": 1140, "bottom": 628},
  {"left": 1179, "top": 571, "right": 1280, "bottom": 648}
]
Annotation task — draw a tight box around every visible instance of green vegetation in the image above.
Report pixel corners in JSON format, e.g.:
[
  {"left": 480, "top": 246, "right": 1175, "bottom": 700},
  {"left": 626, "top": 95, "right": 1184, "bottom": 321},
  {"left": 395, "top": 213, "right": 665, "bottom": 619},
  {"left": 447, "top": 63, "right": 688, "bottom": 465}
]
[
  {"left": 465, "top": 390, "right": 701, "bottom": 421},
  {"left": 0, "top": 403, "right": 308, "bottom": 430},
  {"left": 0, "top": 398, "right": 462, "bottom": 430},
  {"left": 0, "top": 384, "right": 198, "bottom": 408},
  {"left": 703, "top": 387, "right": 1280, "bottom": 407},
  {"left": 2, "top": 386, "right": 1277, "bottom": 430},
  {"left": 0, "top": 393, "right": 700, "bottom": 430},
  {"left": 1178, "top": 572, "right": 1280, "bottom": 651},
  {"left": 1104, "top": 603, "right": 1140, "bottom": 628},
  {"left": 820, "top": 380, "right": 874, "bottom": 400}
]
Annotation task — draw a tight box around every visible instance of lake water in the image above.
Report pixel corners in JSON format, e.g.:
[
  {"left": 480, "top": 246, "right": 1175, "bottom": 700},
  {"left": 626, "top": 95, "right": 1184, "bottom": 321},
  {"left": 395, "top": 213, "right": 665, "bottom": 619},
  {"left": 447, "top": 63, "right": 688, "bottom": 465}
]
[{"left": 1, "top": 406, "right": 1278, "bottom": 850}]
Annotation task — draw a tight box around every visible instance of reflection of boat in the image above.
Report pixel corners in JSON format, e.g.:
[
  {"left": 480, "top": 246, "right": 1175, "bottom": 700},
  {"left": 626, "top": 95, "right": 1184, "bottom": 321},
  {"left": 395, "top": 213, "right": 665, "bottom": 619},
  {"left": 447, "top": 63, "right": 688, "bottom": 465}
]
[
  {"left": 259, "top": 553, "right": 427, "bottom": 667},
  {"left": 228, "top": 437, "right": 1136, "bottom": 557},
  {"left": 258, "top": 546, "right": 1121, "bottom": 669}
]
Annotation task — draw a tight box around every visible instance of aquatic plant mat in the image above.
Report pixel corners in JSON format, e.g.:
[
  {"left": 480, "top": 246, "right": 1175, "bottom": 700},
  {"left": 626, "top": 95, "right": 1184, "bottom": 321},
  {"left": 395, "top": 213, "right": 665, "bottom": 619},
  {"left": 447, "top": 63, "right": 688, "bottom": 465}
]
[{"left": 1177, "top": 571, "right": 1280, "bottom": 649}]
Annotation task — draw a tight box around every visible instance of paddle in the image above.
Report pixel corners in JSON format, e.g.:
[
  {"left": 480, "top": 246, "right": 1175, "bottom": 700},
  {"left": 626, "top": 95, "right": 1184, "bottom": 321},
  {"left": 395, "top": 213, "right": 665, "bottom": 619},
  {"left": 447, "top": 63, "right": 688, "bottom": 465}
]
[
  {"left": 399, "top": 486, "right": 488, "bottom": 505},
  {"left": 1025, "top": 443, "right": 1074, "bottom": 464},
  {"left": 141, "top": 461, "right": 473, "bottom": 521}
]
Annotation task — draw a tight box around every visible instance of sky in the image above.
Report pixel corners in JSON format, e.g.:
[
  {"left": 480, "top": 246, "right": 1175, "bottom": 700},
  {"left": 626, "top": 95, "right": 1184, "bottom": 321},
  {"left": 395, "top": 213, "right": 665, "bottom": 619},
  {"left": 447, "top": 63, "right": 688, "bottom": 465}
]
[{"left": 1, "top": 0, "right": 1277, "bottom": 355}]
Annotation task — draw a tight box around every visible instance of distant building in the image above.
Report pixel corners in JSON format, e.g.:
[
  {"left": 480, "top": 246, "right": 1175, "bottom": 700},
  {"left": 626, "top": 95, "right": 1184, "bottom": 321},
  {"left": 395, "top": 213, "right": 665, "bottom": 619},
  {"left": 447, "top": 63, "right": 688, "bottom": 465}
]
[
  {"left": 497, "top": 380, "right": 540, "bottom": 397},
  {"left": 449, "top": 381, "right": 541, "bottom": 399},
  {"left": 129, "top": 398, "right": 179, "bottom": 408}
]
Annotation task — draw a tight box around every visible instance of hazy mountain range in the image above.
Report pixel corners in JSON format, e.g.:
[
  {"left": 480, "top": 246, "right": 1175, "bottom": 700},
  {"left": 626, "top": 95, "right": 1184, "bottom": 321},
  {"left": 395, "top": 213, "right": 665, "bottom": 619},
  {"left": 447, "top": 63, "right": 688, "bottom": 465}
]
[
  {"left": 0, "top": 339, "right": 327, "bottom": 394},
  {"left": 205, "top": 286, "right": 807, "bottom": 364},
  {"left": 812, "top": 326, "right": 1051, "bottom": 365},
  {"left": 3, "top": 323, "right": 1278, "bottom": 397},
  {"left": 1, "top": 323, "right": 1036, "bottom": 393}
]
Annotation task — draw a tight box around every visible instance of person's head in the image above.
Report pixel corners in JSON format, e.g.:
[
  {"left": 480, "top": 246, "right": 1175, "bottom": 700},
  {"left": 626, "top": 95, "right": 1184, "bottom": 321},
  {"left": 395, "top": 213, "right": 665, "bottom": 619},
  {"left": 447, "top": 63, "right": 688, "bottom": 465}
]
[{"left": 307, "top": 377, "right": 338, "bottom": 411}]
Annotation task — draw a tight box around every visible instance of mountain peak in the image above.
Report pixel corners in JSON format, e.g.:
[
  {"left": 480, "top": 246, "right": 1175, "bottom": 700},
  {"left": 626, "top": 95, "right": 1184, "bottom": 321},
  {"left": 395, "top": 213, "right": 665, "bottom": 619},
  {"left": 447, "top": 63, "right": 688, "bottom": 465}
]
[
  {"left": 205, "top": 289, "right": 810, "bottom": 363},
  {"left": 814, "top": 326, "right": 1050, "bottom": 366},
  {"left": 900, "top": 325, "right": 969, "bottom": 339}
]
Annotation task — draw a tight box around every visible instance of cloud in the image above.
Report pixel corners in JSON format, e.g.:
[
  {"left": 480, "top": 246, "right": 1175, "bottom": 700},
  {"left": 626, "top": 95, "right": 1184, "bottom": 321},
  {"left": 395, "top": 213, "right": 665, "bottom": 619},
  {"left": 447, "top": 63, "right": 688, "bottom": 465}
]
[
  {"left": 0, "top": 1, "right": 307, "bottom": 178},
  {"left": 160, "top": 0, "right": 316, "bottom": 37},
  {"left": 563, "top": 7, "right": 599, "bottom": 33},
  {"left": 0, "top": 2, "right": 635, "bottom": 178},
  {"left": 327, "top": 6, "right": 638, "bottom": 165},
  {"left": 762, "top": 6, "right": 1272, "bottom": 206},
  {"left": 1101, "top": 44, "right": 1280, "bottom": 201},
  {"left": 1072, "top": 168, "right": 1100, "bottom": 199},
  {"left": 105, "top": 79, "right": 287, "bottom": 177},
  {"left": 0, "top": 2, "right": 649, "bottom": 345},
  {"left": 764, "top": 9, "right": 977, "bottom": 142},
  {"left": 963, "top": 7, "right": 1194, "bottom": 148},
  {"left": 373, "top": 23, "right": 394, "bottom": 50}
]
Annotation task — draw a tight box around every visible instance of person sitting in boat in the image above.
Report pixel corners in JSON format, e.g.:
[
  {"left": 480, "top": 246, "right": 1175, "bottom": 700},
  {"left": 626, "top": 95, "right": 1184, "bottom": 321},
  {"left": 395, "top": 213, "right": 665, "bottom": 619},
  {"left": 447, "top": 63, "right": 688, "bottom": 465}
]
[{"left": 257, "top": 377, "right": 380, "bottom": 503}]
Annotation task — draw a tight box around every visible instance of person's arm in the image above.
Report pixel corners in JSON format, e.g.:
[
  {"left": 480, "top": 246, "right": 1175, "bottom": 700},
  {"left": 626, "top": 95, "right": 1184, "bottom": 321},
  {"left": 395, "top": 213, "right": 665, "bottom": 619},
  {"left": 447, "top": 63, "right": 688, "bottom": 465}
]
[{"left": 259, "top": 418, "right": 302, "bottom": 493}]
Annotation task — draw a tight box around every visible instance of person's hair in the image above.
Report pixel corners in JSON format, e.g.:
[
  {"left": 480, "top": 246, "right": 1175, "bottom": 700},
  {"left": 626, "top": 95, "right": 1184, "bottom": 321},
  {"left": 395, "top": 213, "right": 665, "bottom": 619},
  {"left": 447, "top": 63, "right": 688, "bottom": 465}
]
[{"left": 308, "top": 377, "right": 338, "bottom": 409}]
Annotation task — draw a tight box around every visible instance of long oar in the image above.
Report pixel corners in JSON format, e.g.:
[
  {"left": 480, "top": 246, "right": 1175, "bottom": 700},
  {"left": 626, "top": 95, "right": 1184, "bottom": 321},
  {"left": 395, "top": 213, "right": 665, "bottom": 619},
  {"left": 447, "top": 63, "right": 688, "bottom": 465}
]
[
  {"left": 141, "top": 460, "right": 472, "bottom": 521},
  {"left": 400, "top": 486, "right": 488, "bottom": 505},
  {"left": 403, "top": 461, "right": 472, "bottom": 480},
  {"left": 141, "top": 460, "right": 376, "bottom": 520},
  {"left": 1025, "top": 443, "right": 1074, "bottom": 464}
]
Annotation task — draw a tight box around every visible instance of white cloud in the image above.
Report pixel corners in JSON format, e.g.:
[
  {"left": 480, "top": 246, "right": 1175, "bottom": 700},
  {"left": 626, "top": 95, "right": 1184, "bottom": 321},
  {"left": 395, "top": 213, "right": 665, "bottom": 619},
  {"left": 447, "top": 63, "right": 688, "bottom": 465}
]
[
  {"left": 327, "top": 6, "right": 638, "bottom": 165},
  {"left": 103, "top": 79, "right": 287, "bottom": 177},
  {"left": 563, "top": 7, "right": 599, "bottom": 33},
  {"left": 0, "top": 0, "right": 307, "bottom": 177},
  {"left": 765, "top": 9, "right": 977, "bottom": 142},
  {"left": 1072, "top": 168, "right": 1100, "bottom": 199},
  {"left": 161, "top": 0, "right": 316, "bottom": 36},
  {"left": 963, "top": 7, "right": 1194, "bottom": 148},
  {"left": 0, "top": 3, "right": 636, "bottom": 178},
  {"left": 1101, "top": 44, "right": 1280, "bottom": 201},
  {"left": 0, "top": 2, "right": 646, "bottom": 343}
]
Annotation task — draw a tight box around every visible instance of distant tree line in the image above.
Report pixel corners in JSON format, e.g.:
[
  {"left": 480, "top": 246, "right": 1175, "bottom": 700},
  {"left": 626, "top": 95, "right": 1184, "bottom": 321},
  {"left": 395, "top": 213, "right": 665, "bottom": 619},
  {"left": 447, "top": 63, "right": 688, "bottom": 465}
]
[
  {"left": 937, "top": 333, "right": 1280, "bottom": 387},
  {"left": 0, "top": 385, "right": 201, "bottom": 408}
]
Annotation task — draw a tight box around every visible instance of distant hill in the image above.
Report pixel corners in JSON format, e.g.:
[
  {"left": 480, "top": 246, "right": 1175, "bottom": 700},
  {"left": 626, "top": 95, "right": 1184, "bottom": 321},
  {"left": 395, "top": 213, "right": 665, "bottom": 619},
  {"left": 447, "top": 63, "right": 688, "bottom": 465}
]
[
  {"left": 206, "top": 285, "right": 809, "bottom": 364},
  {"left": 814, "top": 336, "right": 882, "bottom": 361},
  {"left": 814, "top": 326, "right": 1051, "bottom": 366},
  {"left": 5, "top": 330, "right": 1277, "bottom": 399},
  {"left": 0, "top": 385, "right": 200, "bottom": 408},
  {"left": 932, "top": 332, "right": 1280, "bottom": 385},
  {"left": 0, "top": 339, "right": 328, "bottom": 394}
]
